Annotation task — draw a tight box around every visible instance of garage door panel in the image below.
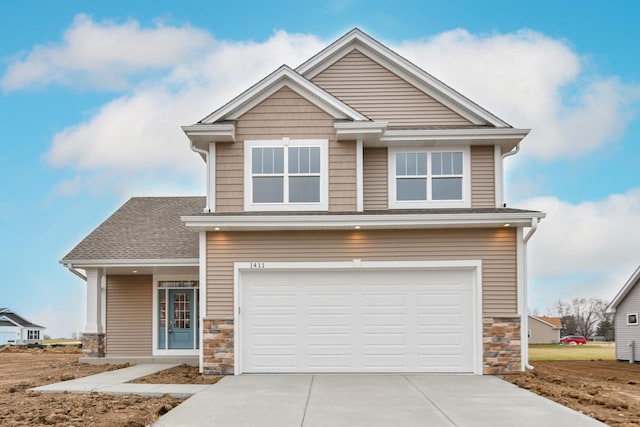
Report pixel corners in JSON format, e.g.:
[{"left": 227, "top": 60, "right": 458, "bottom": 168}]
[{"left": 241, "top": 268, "right": 475, "bottom": 373}]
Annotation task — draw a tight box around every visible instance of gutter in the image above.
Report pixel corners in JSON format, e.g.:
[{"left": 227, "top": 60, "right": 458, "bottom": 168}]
[
  {"left": 189, "top": 141, "right": 211, "bottom": 213},
  {"left": 522, "top": 216, "right": 539, "bottom": 370},
  {"left": 64, "top": 264, "right": 87, "bottom": 281}
]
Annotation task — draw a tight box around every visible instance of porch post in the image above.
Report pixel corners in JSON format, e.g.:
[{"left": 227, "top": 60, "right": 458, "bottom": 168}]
[{"left": 82, "top": 268, "right": 105, "bottom": 357}]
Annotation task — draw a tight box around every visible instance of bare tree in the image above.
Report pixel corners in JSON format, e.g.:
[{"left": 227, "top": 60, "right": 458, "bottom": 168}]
[{"left": 549, "top": 298, "right": 608, "bottom": 338}]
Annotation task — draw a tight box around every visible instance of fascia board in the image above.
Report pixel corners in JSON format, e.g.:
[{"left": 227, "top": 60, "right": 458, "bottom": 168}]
[
  {"left": 199, "top": 66, "right": 367, "bottom": 124},
  {"left": 182, "top": 212, "right": 545, "bottom": 231},
  {"left": 297, "top": 29, "right": 510, "bottom": 128},
  {"left": 0, "top": 315, "right": 21, "bottom": 328},
  {"left": 607, "top": 266, "right": 640, "bottom": 312},
  {"left": 60, "top": 258, "right": 199, "bottom": 268}
]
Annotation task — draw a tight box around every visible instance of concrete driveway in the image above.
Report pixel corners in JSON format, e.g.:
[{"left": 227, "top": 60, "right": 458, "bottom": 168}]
[{"left": 154, "top": 374, "right": 605, "bottom": 427}]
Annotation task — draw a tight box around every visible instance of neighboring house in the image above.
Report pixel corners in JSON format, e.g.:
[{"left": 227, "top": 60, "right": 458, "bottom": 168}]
[
  {"left": 0, "top": 308, "right": 45, "bottom": 346},
  {"left": 61, "top": 29, "right": 544, "bottom": 375},
  {"left": 528, "top": 315, "right": 561, "bottom": 344},
  {"left": 607, "top": 266, "right": 640, "bottom": 362}
]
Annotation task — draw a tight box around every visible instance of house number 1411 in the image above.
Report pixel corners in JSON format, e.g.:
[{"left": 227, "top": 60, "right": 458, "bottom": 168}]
[{"left": 249, "top": 262, "right": 265, "bottom": 269}]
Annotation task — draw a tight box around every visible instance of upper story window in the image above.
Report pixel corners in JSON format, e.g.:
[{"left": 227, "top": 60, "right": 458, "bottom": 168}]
[
  {"left": 388, "top": 147, "right": 470, "bottom": 209},
  {"left": 244, "top": 139, "right": 328, "bottom": 211}
]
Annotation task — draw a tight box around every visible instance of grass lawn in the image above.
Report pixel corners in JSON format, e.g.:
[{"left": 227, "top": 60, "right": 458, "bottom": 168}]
[{"left": 529, "top": 343, "right": 615, "bottom": 361}]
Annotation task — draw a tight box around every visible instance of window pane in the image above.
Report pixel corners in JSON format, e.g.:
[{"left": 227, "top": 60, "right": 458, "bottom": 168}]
[
  {"left": 432, "top": 177, "right": 462, "bottom": 200},
  {"left": 442, "top": 152, "right": 452, "bottom": 174},
  {"left": 452, "top": 152, "right": 463, "bottom": 174},
  {"left": 273, "top": 147, "right": 284, "bottom": 173},
  {"left": 290, "top": 176, "right": 320, "bottom": 202},
  {"left": 262, "top": 148, "right": 274, "bottom": 173},
  {"left": 397, "top": 178, "right": 427, "bottom": 201},
  {"left": 309, "top": 147, "right": 320, "bottom": 173},
  {"left": 406, "top": 153, "right": 417, "bottom": 175},
  {"left": 253, "top": 177, "right": 284, "bottom": 202},
  {"left": 288, "top": 147, "right": 299, "bottom": 173},
  {"left": 252, "top": 148, "right": 263, "bottom": 174},
  {"left": 432, "top": 153, "right": 442, "bottom": 175},
  {"left": 417, "top": 153, "right": 427, "bottom": 175},
  {"left": 396, "top": 153, "right": 406, "bottom": 175},
  {"left": 299, "top": 147, "right": 310, "bottom": 173}
]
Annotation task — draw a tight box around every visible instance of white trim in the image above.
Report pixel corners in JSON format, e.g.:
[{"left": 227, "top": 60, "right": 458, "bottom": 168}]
[
  {"left": 607, "top": 266, "right": 640, "bottom": 313},
  {"left": 181, "top": 123, "right": 236, "bottom": 145},
  {"left": 183, "top": 212, "right": 544, "bottom": 231},
  {"left": 296, "top": 28, "right": 510, "bottom": 127},
  {"left": 627, "top": 313, "right": 639, "bottom": 326},
  {"left": 101, "top": 273, "right": 107, "bottom": 340},
  {"left": 152, "top": 274, "right": 200, "bottom": 357},
  {"left": 200, "top": 66, "right": 368, "bottom": 124},
  {"left": 208, "top": 143, "right": 216, "bottom": 213},
  {"left": 374, "top": 128, "right": 529, "bottom": 146},
  {"left": 517, "top": 226, "right": 528, "bottom": 371},
  {"left": 356, "top": 138, "right": 364, "bottom": 212},
  {"left": 244, "top": 139, "right": 329, "bottom": 212},
  {"left": 494, "top": 145, "right": 503, "bottom": 208},
  {"left": 335, "top": 122, "right": 387, "bottom": 143},
  {"left": 84, "top": 268, "right": 104, "bottom": 334},
  {"left": 62, "top": 259, "right": 199, "bottom": 268},
  {"left": 233, "top": 260, "right": 484, "bottom": 375},
  {"left": 198, "top": 232, "right": 207, "bottom": 373},
  {"left": 388, "top": 146, "right": 471, "bottom": 209}
]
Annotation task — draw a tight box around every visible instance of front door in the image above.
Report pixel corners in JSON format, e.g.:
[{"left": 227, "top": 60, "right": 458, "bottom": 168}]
[{"left": 158, "top": 284, "right": 198, "bottom": 351}]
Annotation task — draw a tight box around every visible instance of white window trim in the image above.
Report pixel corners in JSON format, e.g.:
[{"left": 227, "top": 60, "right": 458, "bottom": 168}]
[
  {"left": 388, "top": 146, "right": 471, "bottom": 209},
  {"left": 627, "top": 313, "right": 639, "bottom": 326},
  {"left": 152, "top": 274, "right": 200, "bottom": 356},
  {"left": 244, "top": 138, "right": 329, "bottom": 211},
  {"left": 233, "top": 259, "right": 483, "bottom": 375}
]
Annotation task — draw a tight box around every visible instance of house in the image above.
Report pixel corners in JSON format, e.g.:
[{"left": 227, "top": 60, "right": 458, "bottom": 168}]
[
  {"left": 528, "top": 315, "right": 561, "bottom": 344},
  {"left": 61, "top": 28, "right": 544, "bottom": 375},
  {"left": 607, "top": 266, "right": 640, "bottom": 362},
  {"left": 0, "top": 308, "right": 45, "bottom": 346}
]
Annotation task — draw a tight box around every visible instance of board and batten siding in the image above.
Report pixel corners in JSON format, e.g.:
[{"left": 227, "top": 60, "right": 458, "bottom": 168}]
[
  {"left": 205, "top": 228, "right": 516, "bottom": 319},
  {"left": 615, "top": 283, "right": 640, "bottom": 360},
  {"left": 363, "top": 147, "right": 388, "bottom": 210},
  {"left": 106, "top": 275, "right": 152, "bottom": 356},
  {"left": 311, "top": 49, "right": 472, "bottom": 127},
  {"left": 470, "top": 145, "right": 496, "bottom": 208},
  {"left": 216, "top": 86, "right": 356, "bottom": 213}
]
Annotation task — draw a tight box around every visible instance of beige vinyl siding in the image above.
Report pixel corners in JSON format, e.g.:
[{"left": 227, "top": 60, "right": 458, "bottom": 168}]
[
  {"left": 106, "top": 275, "right": 152, "bottom": 356},
  {"left": 216, "top": 86, "right": 356, "bottom": 212},
  {"left": 528, "top": 316, "right": 561, "bottom": 344},
  {"left": 363, "top": 147, "right": 388, "bottom": 210},
  {"left": 206, "top": 228, "right": 517, "bottom": 319},
  {"left": 470, "top": 145, "right": 496, "bottom": 208},
  {"left": 312, "top": 49, "right": 472, "bottom": 127}
]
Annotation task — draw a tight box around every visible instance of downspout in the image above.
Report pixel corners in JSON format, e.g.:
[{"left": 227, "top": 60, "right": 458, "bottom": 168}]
[
  {"left": 500, "top": 144, "right": 520, "bottom": 207},
  {"left": 189, "top": 141, "right": 211, "bottom": 213},
  {"left": 522, "top": 217, "right": 539, "bottom": 370},
  {"left": 64, "top": 264, "right": 87, "bottom": 281}
]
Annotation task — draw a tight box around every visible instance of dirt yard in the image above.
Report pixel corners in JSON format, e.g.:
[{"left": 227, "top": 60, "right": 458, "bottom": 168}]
[
  {"left": 507, "top": 360, "right": 640, "bottom": 426},
  {"left": 0, "top": 346, "right": 188, "bottom": 426}
]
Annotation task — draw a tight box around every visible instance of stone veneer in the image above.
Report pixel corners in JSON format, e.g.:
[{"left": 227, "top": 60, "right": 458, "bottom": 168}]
[
  {"left": 203, "top": 319, "right": 234, "bottom": 375},
  {"left": 81, "top": 333, "right": 105, "bottom": 358},
  {"left": 483, "top": 316, "right": 521, "bottom": 375}
]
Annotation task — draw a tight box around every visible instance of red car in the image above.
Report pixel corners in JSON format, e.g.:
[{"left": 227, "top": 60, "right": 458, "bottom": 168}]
[{"left": 560, "top": 335, "right": 587, "bottom": 345}]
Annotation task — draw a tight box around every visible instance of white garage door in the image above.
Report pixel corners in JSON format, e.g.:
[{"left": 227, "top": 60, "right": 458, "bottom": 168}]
[{"left": 240, "top": 268, "right": 476, "bottom": 373}]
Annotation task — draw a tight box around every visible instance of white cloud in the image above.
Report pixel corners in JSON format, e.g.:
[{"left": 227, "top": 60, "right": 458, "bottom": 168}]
[
  {"left": 1, "top": 14, "right": 213, "bottom": 91},
  {"left": 520, "top": 189, "right": 640, "bottom": 310},
  {"left": 28, "top": 300, "right": 84, "bottom": 339},
  {"left": 396, "top": 29, "right": 640, "bottom": 160}
]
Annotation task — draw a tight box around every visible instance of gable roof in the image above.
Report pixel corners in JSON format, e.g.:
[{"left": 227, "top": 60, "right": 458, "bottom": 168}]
[
  {"left": 61, "top": 197, "right": 204, "bottom": 264},
  {"left": 0, "top": 308, "right": 44, "bottom": 329},
  {"left": 296, "top": 28, "right": 511, "bottom": 128},
  {"left": 607, "top": 265, "right": 640, "bottom": 313},
  {"left": 529, "top": 315, "right": 562, "bottom": 329}
]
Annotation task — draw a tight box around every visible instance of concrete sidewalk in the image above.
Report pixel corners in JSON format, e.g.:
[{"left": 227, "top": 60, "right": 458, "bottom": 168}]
[
  {"left": 154, "top": 374, "right": 607, "bottom": 427},
  {"left": 32, "top": 364, "right": 211, "bottom": 398}
]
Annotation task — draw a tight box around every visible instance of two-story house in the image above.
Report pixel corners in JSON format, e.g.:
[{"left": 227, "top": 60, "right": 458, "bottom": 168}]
[{"left": 62, "top": 29, "right": 544, "bottom": 375}]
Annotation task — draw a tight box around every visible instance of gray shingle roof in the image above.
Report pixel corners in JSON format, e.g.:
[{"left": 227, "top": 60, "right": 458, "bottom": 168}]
[
  {"left": 0, "top": 308, "right": 45, "bottom": 329},
  {"left": 62, "top": 197, "right": 204, "bottom": 262}
]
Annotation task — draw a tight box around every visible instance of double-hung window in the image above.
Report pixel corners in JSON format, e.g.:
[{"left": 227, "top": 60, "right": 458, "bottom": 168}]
[
  {"left": 245, "top": 139, "right": 328, "bottom": 211},
  {"left": 27, "top": 330, "right": 40, "bottom": 340},
  {"left": 389, "top": 147, "right": 470, "bottom": 208}
]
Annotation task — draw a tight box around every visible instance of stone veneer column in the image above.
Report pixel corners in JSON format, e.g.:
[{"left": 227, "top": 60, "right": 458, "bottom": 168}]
[
  {"left": 483, "top": 316, "right": 521, "bottom": 375},
  {"left": 202, "top": 319, "right": 234, "bottom": 375},
  {"left": 81, "top": 333, "right": 105, "bottom": 358}
]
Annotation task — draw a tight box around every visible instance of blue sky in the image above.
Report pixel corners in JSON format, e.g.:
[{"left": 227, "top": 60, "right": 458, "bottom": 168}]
[{"left": 2, "top": 1, "right": 640, "bottom": 337}]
